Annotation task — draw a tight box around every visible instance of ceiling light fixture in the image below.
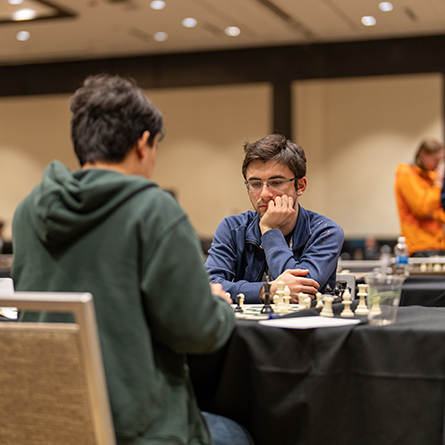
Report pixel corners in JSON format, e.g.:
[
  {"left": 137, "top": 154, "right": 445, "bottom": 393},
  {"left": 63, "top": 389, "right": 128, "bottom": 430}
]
[
  {"left": 16, "top": 31, "right": 30, "bottom": 41},
  {"left": 182, "top": 18, "right": 197, "bottom": 28},
  {"left": 225, "top": 26, "right": 241, "bottom": 37},
  {"left": 150, "top": 1, "right": 165, "bottom": 10},
  {"left": 361, "top": 16, "right": 376, "bottom": 26},
  {"left": 379, "top": 2, "right": 394, "bottom": 12},
  {"left": 9, "top": 0, "right": 24, "bottom": 4},
  {"left": 153, "top": 31, "right": 168, "bottom": 41},
  {"left": 13, "top": 9, "right": 38, "bottom": 21}
]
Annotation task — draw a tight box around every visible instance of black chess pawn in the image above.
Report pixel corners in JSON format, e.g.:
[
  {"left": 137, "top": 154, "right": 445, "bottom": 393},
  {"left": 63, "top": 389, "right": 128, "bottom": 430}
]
[
  {"left": 333, "top": 284, "right": 342, "bottom": 303},
  {"left": 261, "top": 277, "right": 274, "bottom": 314}
]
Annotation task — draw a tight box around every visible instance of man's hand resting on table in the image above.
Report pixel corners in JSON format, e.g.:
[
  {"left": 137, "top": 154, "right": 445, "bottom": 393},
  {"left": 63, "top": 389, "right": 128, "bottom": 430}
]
[{"left": 260, "top": 269, "right": 320, "bottom": 304}]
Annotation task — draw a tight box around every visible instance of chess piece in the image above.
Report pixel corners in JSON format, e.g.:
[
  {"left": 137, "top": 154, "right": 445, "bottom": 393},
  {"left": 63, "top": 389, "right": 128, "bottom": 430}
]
[
  {"left": 282, "top": 285, "right": 291, "bottom": 312},
  {"left": 273, "top": 278, "right": 286, "bottom": 313},
  {"left": 333, "top": 284, "right": 342, "bottom": 303},
  {"left": 370, "top": 296, "right": 382, "bottom": 316},
  {"left": 297, "top": 292, "right": 309, "bottom": 310},
  {"left": 275, "top": 278, "right": 285, "bottom": 305},
  {"left": 315, "top": 292, "right": 324, "bottom": 308},
  {"left": 355, "top": 284, "right": 370, "bottom": 315},
  {"left": 319, "top": 296, "right": 334, "bottom": 317},
  {"left": 434, "top": 263, "right": 442, "bottom": 272},
  {"left": 261, "top": 277, "right": 274, "bottom": 314},
  {"left": 234, "top": 294, "right": 244, "bottom": 313},
  {"left": 420, "top": 263, "right": 427, "bottom": 273},
  {"left": 340, "top": 289, "right": 354, "bottom": 318},
  {"left": 298, "top": 293, "right": 311, "bottom": 310}
]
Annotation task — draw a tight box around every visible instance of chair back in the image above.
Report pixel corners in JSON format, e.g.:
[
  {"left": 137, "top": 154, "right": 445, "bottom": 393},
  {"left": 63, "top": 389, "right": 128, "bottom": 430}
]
[{"left": 0, "top": 292, "right": 116, "bottom": 445}]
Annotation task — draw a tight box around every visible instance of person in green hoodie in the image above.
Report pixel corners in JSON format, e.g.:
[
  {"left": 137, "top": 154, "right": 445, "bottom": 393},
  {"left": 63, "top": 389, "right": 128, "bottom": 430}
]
[{"left": 12, "top": 74, "right": 253, "bottom": 445}]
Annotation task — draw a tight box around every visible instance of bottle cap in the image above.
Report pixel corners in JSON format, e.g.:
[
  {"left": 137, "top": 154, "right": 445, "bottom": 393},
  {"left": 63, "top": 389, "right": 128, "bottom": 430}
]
[{"left": 397, "top": 236, "right": 406, "bottom": 243}]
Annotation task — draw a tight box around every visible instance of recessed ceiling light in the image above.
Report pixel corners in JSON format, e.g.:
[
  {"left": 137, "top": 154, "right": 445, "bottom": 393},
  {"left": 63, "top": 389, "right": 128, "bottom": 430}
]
[
  {"left": 13, "top": 9, "right": 37, "bottom": 21},
  {"left": 379, "top": 2, "right": 393, "bottom": 12},
  {"left": 361, "top": 16, "right": 376, "bottom": 26},
  {"left": 225, "top": 26, "right": 241, "bottom": 37},
  {"left": 153, "top": 31, "right": 168, "bottom": 42},
  {"left": 9, "top": 0, "right": 24, "bottom": 4},
  {"left": 150, "top": 1, "right": 165, "bottom": 10},
  {"left": 182, "top": 18, "right": 197, "bottom": 28},
  {"left": 16, "top": 31, "right": 30, "bottom": 41}
]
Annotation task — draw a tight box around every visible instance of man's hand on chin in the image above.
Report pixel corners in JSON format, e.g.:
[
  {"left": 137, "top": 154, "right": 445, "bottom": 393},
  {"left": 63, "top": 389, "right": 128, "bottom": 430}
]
[{"left": 259, "top": 195, "right": 296, "bottom": 234}]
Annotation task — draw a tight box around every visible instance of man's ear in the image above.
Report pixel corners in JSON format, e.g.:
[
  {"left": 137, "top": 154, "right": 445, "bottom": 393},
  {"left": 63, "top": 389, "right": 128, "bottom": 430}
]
[
  {"left": 297, "top": 177, "right": 307, "bottom": 196},
  {"left": 135, "top": 131, "right": 151, "bottom": 159}
]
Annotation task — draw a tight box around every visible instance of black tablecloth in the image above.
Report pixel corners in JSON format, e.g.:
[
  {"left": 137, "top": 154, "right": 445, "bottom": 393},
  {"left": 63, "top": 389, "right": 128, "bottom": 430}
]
[
  {"left": 190, "top": 306, "right": 445, "bottom": 445},
  {"left": 400, "top": 275, "right": 445, "bottom": 307}
]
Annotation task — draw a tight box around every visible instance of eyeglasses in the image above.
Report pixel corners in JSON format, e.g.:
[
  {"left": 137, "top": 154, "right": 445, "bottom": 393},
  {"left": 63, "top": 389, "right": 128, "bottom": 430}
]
[{"left": 244, "top": 177, "right": 296, "bottom": 192}]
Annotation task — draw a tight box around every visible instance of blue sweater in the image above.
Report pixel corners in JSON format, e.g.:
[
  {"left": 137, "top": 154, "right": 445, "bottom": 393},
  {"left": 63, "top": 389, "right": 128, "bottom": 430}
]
[{"left": 205, "top": 206, "right": 344, "bottom": 303}]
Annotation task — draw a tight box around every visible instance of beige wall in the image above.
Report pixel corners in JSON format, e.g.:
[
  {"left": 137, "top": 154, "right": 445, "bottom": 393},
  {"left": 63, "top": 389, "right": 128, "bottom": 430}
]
[
  {"left": 0, "top": 94, "right": 78, "bottom": 238},
  {"left": 294, "top": 73, "right": 443, "bottom": 239},
  {"left": 0, "top": 75, "right": 443, "bottom": 241},
  {"left": 148, "top": 83, "right": 272, "bottom": 238},
  {"left": 0, "top": 83, "right": 272, "bottom": 238}
]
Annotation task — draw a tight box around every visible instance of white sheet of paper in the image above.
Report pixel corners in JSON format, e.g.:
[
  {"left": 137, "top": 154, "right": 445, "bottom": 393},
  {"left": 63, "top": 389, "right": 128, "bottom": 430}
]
[
  {"left": 0, "top": 277, "right": 17, "bottom": 319},
  {"left": 259, "top": 316, "right": 361, "bottom": 329}
]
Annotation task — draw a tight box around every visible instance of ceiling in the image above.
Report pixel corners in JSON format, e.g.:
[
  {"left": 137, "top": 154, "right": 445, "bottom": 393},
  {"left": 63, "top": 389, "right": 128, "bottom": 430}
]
[{"left": 0, "top": 0, "right": 444, "bottom": 65}]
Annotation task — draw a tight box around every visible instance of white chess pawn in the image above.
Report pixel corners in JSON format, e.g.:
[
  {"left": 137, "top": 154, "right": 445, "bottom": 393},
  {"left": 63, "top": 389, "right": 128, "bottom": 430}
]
[
  {"left": 273, "top": 292, "right": 285, "bottom": 313},
  {"left": 315, "top": 292, "right": 324, "bottom": 308},
  {"left": 355, "top": 284, "right": 370, "bottom": 316},
  {"left": 283, "top": 285, "right": 291, "bottom": 311},
  {"left": 370, "top": 296, "right": 382, "bottom": 316},
  {"left": 319, "top": 296, "right": 334, "bottom": 317},
  {"left": 420, "top": 263, "right": 427, "bottom": 273},
  {"left": 297, "top": 292, "right": 307, "bottom": 307},
  {"left": 298, "top": 292, "right": 312, "bottom": 310},
  {"left": 275, "top": 278, "right": 285, "bottom": 305},
  {"left": 340, "top": 289, "right": 354, "bottom": 318},
  {"left": 238, "top": 293, "right": 245, "bottom": 309}
]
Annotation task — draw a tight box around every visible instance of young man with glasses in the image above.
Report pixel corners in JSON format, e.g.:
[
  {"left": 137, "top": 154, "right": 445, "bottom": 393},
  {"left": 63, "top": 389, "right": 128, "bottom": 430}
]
[{"left": 205, "top": 134, "right": 344, "bottom": 304}]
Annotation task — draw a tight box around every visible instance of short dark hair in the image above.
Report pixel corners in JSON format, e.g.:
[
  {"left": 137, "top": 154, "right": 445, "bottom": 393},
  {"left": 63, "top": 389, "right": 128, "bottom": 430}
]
[
  {"left": 70, "top": 74, "right": 165, "bottom": 166},
  {"left": 242, "top": 134, "right": 307, "bottom": 188},
  {"left": 415, "top": 138, "right": 445, "bottom": 169}
]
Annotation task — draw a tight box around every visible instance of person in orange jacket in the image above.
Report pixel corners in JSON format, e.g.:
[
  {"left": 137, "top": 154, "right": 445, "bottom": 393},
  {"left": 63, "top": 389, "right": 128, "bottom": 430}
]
[{"left": 395, "top": 138, "right": 445, "bottom": 257}]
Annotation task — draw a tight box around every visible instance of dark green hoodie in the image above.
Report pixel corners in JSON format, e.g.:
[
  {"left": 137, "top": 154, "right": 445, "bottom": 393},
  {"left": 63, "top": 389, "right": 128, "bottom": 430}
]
[{"left": 12, "top": 161, "right": 236, "bottom": 444}]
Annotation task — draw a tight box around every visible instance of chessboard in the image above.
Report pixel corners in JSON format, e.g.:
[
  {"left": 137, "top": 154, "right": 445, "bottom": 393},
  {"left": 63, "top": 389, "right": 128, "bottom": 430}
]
[
  {"left": 230, "top": 277, "right": 361, "bottom": 321},
  {"left": 231, "top": 303, "right": 302, "bottom": 320}
]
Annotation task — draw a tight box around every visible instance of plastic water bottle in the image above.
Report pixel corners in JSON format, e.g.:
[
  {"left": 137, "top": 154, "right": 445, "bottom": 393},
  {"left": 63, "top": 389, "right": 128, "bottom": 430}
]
[{"left": 394, "top": 236, "right": 409, "bottom": 276}]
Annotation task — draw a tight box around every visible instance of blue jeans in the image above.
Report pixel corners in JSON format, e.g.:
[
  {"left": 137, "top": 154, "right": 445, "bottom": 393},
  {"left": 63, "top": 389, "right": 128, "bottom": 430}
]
[{"left": 202, "top": 411, "right": 255, "bottom": 445}]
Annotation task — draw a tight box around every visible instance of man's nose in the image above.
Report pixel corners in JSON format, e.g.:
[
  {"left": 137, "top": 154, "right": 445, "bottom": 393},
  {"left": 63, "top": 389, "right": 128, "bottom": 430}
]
[{"left": 259, "top": 182, "right": 274, "bottom": 199}]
